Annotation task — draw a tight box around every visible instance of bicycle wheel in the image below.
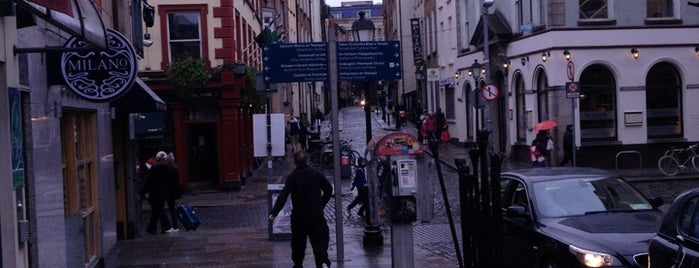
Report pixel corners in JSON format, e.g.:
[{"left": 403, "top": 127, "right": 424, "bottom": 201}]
[
  {"left": 692, "top": 155, "right": 699, "bottom": 173},
  {"left": 309, "top": 151, "right": 322, "bottom": 168},
  {"left": 658, "top": 155, "right": 680, "bottom": 176}
]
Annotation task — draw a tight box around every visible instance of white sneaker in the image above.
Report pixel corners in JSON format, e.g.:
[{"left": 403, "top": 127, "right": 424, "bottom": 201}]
[{"left": 165, "top": 228, "right": 179, "bottom": 233}]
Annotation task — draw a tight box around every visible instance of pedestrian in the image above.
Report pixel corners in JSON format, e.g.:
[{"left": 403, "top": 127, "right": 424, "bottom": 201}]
[
  {"left": 299, "top": 120, "right": 308, "bottom": 152},
  {"left": 530, "top": 139, "right": 544, "bottom": 168},
  {"left": 287, "top": 115, "right": 301, "bottom": 154},
  {"left": 559, "top": 125, "right": 574, "bottom": 166},
  {"left": 269, "top": 151, "right": 333, "bottom": 268},
  {"left": 417, "top": 110, "right": 427, "bottom": 142},
  {"left": 434, "top": 108, "right": 446, "bottom": 140},
  {"left": 423, "top": 113, "right": 436, "bottom": 143},
  {"left": 535, "top": 130, "right": 552, "bottom": 167},
  {"left": 347, "top": 157, "right": 369, "bottom": 219},
  {"left": 143, "top": 151, "right": 175, "bottom": 234},
  {"left": 314, "top": 109, "right": 323, "bottom": 130},
  {"left": 165, "top": 152, "right": 181, "bottom": 232}
]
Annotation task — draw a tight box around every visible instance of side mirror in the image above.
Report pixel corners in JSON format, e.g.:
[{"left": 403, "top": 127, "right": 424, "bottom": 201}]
[{"left": 506, "top": 205, "right": 529, "bottom": 217}]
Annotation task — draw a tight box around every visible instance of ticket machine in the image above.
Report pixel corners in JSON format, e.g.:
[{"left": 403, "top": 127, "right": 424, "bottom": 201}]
[{"left": 365, "top": 132, "right": 433, "bottom": 267}]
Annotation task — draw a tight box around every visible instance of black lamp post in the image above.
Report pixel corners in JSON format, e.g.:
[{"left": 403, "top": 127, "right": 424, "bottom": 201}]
[{"left": 352, "top": 11, "right": 375, "bottom": 145}]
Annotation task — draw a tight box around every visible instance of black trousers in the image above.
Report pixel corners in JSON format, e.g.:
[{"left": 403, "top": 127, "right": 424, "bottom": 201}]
[
  {"left": 290, "top": 217, "right": 330, "bottom": 268},
  {"left": 167, "top": 198, "right": 179, "bottom": 229},
  {"left": 348, "top": 186, "right": 368, "bottom": 217},
  {"left": 147, "top": 198, "right": 171, "bottom": 234}
]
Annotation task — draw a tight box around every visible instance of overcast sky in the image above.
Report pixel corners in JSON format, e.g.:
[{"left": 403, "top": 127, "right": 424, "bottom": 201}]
[{"left": 325, "top": 0, "right": 382, "bottom": 7}]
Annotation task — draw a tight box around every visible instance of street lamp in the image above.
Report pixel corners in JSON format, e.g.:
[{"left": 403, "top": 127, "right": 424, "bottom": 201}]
[
  {"left": 352, "top": 11, "right": 376, "bottom": 145},
  {"left": 352, "top": 11, "right": 383, "bottom": 248}
]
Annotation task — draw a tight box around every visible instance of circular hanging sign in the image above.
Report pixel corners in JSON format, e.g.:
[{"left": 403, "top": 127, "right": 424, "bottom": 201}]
[
  {"left": 61, "top": 29, "right": 138, "bottom": 102},
  {"left": 481, "top": 83, "right": 499, "bottom": 102}
]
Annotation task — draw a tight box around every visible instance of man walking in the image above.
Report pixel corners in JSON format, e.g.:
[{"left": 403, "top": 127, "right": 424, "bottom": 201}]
[
  {"left": 269, "top": 151, "right": 333, "bottom": 268},
  {"left": 559, "top": 125, "right": 574, "bottom": 166}
]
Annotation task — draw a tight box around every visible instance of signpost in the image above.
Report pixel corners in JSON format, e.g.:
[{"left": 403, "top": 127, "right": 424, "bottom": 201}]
[
  {"left": 337, "top": 41, "right": 401, "bottom": 81},
  {"left": 262, "top": 42, "right": 329, "bottom": 83},
  {"left": 566, "top": 61, "right": 578, "bottom": 167}
]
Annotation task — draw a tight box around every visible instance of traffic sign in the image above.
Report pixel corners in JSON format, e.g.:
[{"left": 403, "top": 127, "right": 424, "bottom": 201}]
[
  {"left": 337, "top": 41, "right": 401, "bottom": 81},
  {"left": 566, "top": 82, "right": 580, "bottom": 98},
  {"left": 262, "top": 43, "right": 328, "bottom": 83},
  {"left": 567, "top": 61, "right": 575, "bottom": 81},
  {"left": 481, "top": 83, "right": 499, "bottom": 101}
]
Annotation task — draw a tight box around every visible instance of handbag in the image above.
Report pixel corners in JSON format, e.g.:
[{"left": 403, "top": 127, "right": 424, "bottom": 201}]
[{"left": 441, "top": 130, "right": 451, "bottom": 143}]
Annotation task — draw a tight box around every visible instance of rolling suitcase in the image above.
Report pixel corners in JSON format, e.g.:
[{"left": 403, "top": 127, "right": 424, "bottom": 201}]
[{"left": 176, "top": 203, "right": 201, "bottom": 231}]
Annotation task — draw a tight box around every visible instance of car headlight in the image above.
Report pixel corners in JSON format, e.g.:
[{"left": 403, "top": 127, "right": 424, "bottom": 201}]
[{"left": 569, "top": 245, "right": 621, "bottom": 267}]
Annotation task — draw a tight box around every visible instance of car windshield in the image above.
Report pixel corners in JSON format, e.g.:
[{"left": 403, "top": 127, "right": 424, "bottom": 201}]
[{"left": 532, "top": 177, "right": 653, "bottom": 218}]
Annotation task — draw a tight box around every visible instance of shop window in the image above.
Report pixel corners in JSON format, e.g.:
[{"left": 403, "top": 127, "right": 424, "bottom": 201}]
[
  {"left": 536, "top": 70, "right": 549, "bottom": 122},
  {"left": 463, "top": 83, "right": 474, "bottom": 140},
  {"left": 579, "top": 0, "right": 608, "bottom": 19},
  {"left": 445, "top": 86, "right": 455, "bottom": 120},
  {"left": 646, "top": 62, "right": 682, "bottom": 139},
  {"left": 515, "top": 73, "right": 527, "bottom": 143},
  {"left": 579, "top": 64, "right": 617, "bottom": 142},
  {"left": 647, "top": 0, "right": 674, "bottom": 17}
]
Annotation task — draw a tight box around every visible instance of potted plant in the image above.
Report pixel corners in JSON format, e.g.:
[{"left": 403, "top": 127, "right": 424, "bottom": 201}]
[{"left": 167, "top": 57, "right": 210, "bottom": 98}]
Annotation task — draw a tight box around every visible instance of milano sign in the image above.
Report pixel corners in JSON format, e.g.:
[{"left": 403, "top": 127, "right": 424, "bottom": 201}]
[{"left": 61, "top": 29, "right": 137, "bottom": 102}]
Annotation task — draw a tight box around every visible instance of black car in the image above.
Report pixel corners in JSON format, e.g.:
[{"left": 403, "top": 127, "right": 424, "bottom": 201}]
[
  {"left": 649, "top": 188, "right": 699, "bottom": 268},
  {"left": 500, "top": 167, "right": 664, "bottom": 268}
]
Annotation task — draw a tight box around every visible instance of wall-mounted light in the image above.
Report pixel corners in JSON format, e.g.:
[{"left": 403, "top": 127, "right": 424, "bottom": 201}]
[
  {"left": 541, "top": 51, "right": 550, "bottom": 62},
  {"left": 520, "top": 56, "right": 529, "bottom": 66},
  {"left": 631, "top": 48, "right": 639, "bottom": 59},
  {"left": 503, "top": 60, "right": 510, "bottom": 69},
  {"left": 454, "top": 71, "right": 460, "bottom": 79},
  {"left": 563, "top": 49, "right": 571, "bottom": 61},
  {"left": 467, "top": 69, "right": 473, "bottom": 77}
]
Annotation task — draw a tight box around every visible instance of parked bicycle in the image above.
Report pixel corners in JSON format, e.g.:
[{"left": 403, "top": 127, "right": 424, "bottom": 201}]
[
  {"left": 657, "top": 144, "right": 699, "bottom": 176},
  {"left": 309, "top": 138, "right": 360, "bottom": 169}
]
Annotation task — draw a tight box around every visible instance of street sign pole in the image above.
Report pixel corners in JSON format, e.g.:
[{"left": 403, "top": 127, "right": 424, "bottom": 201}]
[{"left": 328, "top": 23, "right": 345, "bottom": 262}]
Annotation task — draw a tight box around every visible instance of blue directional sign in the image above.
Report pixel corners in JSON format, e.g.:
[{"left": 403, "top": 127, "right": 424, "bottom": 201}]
[
  {"left": 262, "top": 43, "right": 328, "bottom": 83},
  {"left": 337, "top": 41, "right": 401, "bottom": 81}
]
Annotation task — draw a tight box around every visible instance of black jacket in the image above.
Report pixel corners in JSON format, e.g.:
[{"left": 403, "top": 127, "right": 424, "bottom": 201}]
[
  {"left": 271, "top": 166, "right": 333, "bottom": 221},
  {"left": 144, "top": 161, "right": 179, "bottom": 201}
]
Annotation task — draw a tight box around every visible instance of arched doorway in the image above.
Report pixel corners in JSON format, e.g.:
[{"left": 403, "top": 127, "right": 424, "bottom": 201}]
[
  {"left": 579, "top": 64, "right": 617, "bottom": 142},
  {"left": 646, "top": 62, "right": 682, "bottom": 139},
  {"left": 513, "top": 72, "right": 526, "bottom": 144}
]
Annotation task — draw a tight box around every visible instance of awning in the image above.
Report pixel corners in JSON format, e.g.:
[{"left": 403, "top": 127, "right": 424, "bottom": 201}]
[
  {"left": 469, "top": 10, "right": 513, "bottom": 47},
  {"left": 13, "top": 0, "right": 108, "bottom": 51},
  {"left": 111, "top": 78, "right": 167, "bottom": 114}
]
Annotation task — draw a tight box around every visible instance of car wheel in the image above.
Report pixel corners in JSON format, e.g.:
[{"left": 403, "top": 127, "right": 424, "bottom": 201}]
[{"left": 541, "top": 259, "right": 561, "bottom": 268}]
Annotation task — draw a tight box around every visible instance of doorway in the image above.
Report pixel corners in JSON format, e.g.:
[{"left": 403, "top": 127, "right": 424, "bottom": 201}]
[{"left": 187, "top": 123, "right": 219, "bottom": 187}]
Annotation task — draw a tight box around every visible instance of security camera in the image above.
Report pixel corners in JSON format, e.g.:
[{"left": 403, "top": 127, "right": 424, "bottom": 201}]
[
  {"left": 143, "top": 39, "right": 153, "bottom": 47},
  {"left": 483, "top": 0, "right": 494, "bottom": 8}
]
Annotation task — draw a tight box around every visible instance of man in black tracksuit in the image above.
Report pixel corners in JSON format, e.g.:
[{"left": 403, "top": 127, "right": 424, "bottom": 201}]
[{"left": 269, "top": 151, "right": 333, "bottom": 268}]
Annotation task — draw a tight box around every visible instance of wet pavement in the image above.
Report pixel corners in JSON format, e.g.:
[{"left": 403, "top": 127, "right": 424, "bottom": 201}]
[{"left": 109, "top": 106, "right": 699, "bottom": 268}]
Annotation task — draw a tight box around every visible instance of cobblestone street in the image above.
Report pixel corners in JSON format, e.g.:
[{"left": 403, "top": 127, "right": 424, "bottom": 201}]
[{"left": 112, "top": 106, "right": 699, "bottom": 267}]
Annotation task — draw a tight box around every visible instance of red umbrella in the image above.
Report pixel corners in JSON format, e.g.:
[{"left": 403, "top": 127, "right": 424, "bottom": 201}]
[{"left": 533, "top": 120, "right": 557, "bottom": 131}]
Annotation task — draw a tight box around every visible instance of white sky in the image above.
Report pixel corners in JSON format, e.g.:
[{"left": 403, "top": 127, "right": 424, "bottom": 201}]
[{"left": 325, "top": 0, "right": 382, "bottom": 7}]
